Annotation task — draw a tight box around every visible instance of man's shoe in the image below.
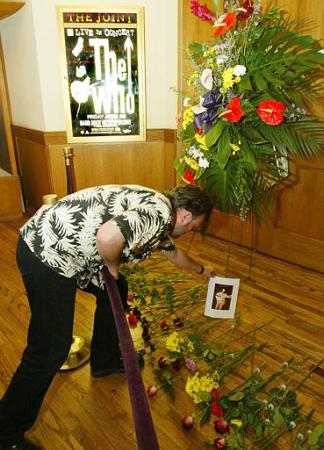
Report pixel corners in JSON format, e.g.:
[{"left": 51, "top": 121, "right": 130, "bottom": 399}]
[
  {"left": 90, "top": 364, "right": 125, "bottom": 378},
  {"left": 0, "top": 438, "right": 41, "bottom": 450}
]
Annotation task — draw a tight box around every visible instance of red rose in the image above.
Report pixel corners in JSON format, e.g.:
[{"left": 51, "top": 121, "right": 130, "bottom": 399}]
[
  {"left": 237, "top": 0, "right": 254, "bottom": 21},
  {"left": 127, "top": 313, "right": 138, "bottom": 326},
  {"left": 214, "top": 437, "right": 227, "bottom": 449},
  {"left": 214, "top": 12, "right": 237, "bottom": 37},
  {"left": 257, "top": 100, "right": 286, "bottom": 126},
  {"left": 181, "top": 415, "right": 194, "bottom": 430},
  {"left": 211, "top": 401, "right": 223, "bottom": 417},
  {"left": 211, "top": 389, "right": 222, "bottom": 401},
  {"left": 214, "top": 419, "right": 229, "bottom": 434},
  {"left": 160, "top": 320, "right": 170, "bottom": 331},
  {"left": 183, "top": 170, "right": 195, "bottom": 185},
  {"left": 158, "top": 357, "right": 168, "bottom": 368},
  {"left": 171, "top": 359, "right": 181, "bottom": 371},
  {"left": 222, "top": 97, "right": 243, "bottom": 123}
]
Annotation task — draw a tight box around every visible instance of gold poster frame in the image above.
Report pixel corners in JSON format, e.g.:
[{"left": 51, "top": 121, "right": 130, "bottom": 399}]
[{"left": 57, "top": 6, "right": 146, "bottom": 143}]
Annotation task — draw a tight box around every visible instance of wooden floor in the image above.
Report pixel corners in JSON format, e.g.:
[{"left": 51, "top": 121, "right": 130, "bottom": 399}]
[{"left": 0, "top": 216, "right": 323, "bottom": 449}]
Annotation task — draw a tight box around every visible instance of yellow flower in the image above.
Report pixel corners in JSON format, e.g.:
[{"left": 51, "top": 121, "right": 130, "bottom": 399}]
[
  {"left": 165, "top": 332, "right": 181, "bottom": 352},
  {"left": 230, "top": 419, "right": 243, "bottom": 428},
  {"left": 182, "top": 107, "right": 194, "bottom": 129},
  {"left": 222, "top": 68, "right": 241, "bottom": 90},
  {"left": 195, "top": 134, "right": 208, "bottom": 150},
  {"left": 185, "top": 372, "right": 219, "bottom": 403},
  {"left": 184, "top": 156, "right": 200, "bottom": 171}
]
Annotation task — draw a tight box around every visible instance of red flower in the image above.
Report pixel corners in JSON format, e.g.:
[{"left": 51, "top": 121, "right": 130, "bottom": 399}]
[
  {"left": 214, "top": 12, "right": 237, "bottom": 37},
  {"left": 171, "top": 359, "right": 181, "bottom": 371},
  {"left": 211, "top": 401, "right": 223, "bottom": 417},
  {"left": 157, "top": 357, "right": 168, "bottom": 368},
  {"left": 214, "top": 437, "right": 227, "bottom": 449},
  {"left": 127, "top": 313, "right": 138, "bottom": 326},
  {"left": 222, "top": 97, "right": 243, "bottom": 123},
  {"left": 257, "top": 100, "right": 286, "bottom": 126},
  {"left": 181, "top": 415, "right": 194, "bottom": 430},
  {"left": 195, "top": 128, "right": 203, "bottom": 135},
  {"left": 190, "top": 0, "right": 215, "bottom": 23},
  {"left": 237, "top": 0, "right": 254, "bottom": 21},
  {"left": 211, "top": 389, "right": 222, "bottom": 401},
  {"left": 183, "top": 170, "right": 195, "bottom": 185},
  {"left": 214, "top": 419, "right": 229, "bottom": 434},
  {"left": 160, "top": 320, "right": 170, "bottom": 331}
]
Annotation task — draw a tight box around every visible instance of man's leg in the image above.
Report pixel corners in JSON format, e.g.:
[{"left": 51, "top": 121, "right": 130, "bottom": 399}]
[
  {"left": 0, "top": 237, "right": 77, "bottom": 445},
  {"left": 88, "top": 275, "right": 128, "bottom": 375}
]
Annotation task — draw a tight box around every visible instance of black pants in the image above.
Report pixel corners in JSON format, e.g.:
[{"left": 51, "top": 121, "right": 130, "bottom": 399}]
[{"left": 0, "top": 237, "right": 128, "bottom": 443}]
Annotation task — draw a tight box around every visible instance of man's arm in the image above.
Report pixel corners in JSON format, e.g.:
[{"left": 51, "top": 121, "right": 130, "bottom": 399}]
[
  {"left": 162, "top": 247, "right": 215, "bottom": 278},
  {"left": 96, "top": 221, "right": 126, "bottom": 279}
]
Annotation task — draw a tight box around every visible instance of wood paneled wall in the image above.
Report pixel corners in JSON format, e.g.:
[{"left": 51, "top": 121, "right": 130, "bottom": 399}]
[
  {"left": 180, "top": 0, "right": 324, "bottom": 273},
  {"left": 13, "top": 126, "right": 177, "bottom": 208}
]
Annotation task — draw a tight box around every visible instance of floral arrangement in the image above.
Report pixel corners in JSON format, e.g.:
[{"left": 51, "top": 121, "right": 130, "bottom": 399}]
[
  {"left": 175, "top": 0, "right": 324, "bottom": 220},
  {"left": 123, "top": 259, "right": 324, "bottom": 449}
]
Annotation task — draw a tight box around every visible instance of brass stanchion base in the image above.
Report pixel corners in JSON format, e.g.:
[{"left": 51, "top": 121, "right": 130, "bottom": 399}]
[{"left": 60, "top": 335, "right": 91, "bottom": 371}]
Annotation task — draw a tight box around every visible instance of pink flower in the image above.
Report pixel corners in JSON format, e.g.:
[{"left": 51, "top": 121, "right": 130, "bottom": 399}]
[
  {"left": 147, "top": 386, "right": 157, "bottom": 397},
  {"left": 185, "top": 359, "right": 196, "bottom": 370},
  {"left": 190, "top": 0, "right": 215, "bottom": 23}
]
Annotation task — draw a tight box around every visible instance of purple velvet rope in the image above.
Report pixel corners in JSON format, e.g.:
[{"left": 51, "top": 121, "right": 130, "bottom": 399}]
[{"left": 101, "top": 266, "right": 160, "bottom": 450}]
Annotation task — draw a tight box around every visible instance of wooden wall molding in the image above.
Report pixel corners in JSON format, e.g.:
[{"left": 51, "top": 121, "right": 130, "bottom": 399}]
[{"left": 12, "top": 126, "right": 177, "bottom": 146}]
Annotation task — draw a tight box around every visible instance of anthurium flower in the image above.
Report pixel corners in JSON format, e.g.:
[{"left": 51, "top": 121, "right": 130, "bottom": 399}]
[
  {"left": 181, "top": 414, "right": 194, "bottom": 429},
  {"left": 257, "top": 100, "right": 286, "bottom": 126},
  {"left": 230, "top": 419, "right": 242, "bottom": 428},
  {"left": 183, "top": 170, "right": 195, "bottom": 185},
  {"left": 237, "top": 0, "right": 254, "bottom": 21},
  {"left": 211, "top": 389, "right": 222, "bottom": 400},
  {"left": 201, "top": 68, "right": 213, "bottom": 90},
  {"left": 222, "top": 97, "right": 243, "bottom": 122},
  {"left": 160, "top": 319, "right": 170, "bottom": 331},
  {"left": 214, "top": 12, "right": 237, "bottom": 37},
  {"left": 214, "top": 419, "right": 229, "bottom": 434},
  {"left": 147, "top": 385, "right": 157, "bottom": 397}
]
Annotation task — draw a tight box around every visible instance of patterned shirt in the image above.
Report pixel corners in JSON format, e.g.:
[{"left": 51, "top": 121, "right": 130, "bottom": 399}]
[{"left": 20, "top": 185, "right": 175, "bottom": 288}]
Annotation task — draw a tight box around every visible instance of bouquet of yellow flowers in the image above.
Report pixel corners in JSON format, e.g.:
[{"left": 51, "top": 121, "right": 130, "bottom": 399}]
[{"left": 175, "top": 0, "right": 324, "bottom": 220}]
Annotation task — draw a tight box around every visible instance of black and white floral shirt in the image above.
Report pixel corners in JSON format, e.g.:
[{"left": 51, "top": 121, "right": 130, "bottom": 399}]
[{"left": 20, "top": 185, "right": 175, "bottom": 288}]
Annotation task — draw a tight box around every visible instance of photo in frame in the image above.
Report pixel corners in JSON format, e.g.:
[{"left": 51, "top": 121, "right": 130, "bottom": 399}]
[
  {"left": 204, "top": 276, "right": 240, "bottom": 319},
  {"left": 56, "top": 7, "right": 146, "bottom": 143}
]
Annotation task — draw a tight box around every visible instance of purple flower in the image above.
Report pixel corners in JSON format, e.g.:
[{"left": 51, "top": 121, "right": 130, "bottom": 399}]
[{"left": 185, "top": 358, "right": 196, "bottom": 370}]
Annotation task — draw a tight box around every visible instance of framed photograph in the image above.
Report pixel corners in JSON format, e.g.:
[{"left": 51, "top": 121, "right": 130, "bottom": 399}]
[
  {"left": 56, "top": 7, "right": 146, "bottom": 143},
  {"left": 204, "top": 276, "right": 240, "bottom": 319}
]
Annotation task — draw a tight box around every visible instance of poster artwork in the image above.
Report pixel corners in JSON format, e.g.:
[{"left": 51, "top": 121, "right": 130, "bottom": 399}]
[{"left": 57, "top": 9, "right": 146, "bottom": 142}]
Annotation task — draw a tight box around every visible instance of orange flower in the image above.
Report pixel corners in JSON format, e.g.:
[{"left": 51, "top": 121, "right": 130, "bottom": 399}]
[{"left": 214, "top": 12, "right": 237, "bottom": 37}]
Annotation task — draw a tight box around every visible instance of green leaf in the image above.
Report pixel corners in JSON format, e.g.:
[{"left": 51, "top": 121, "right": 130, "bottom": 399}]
[
  {"left": 272, "top": 409, "right": 285, "bottom": 427},
  {"left": 215, "top": 131, "right": 231, "bottom": 168},
  {"left": 239, "top": 74, "right": 253, "bottom": 91},
  {"left": 230, "top": 407, "right": 240, "bottom": 418},
  {"left": 178, "top": 123, "right": 195, "bottom": 141},
  {"left": 308, "top": 423, "right": 324, "bottom": 446},
  {"left": 205, "top": 120, "right": 225, "bottom": 147},
  {"left": 197, "top": 392, "right": 213, "bottom": 402},
  {"left": 253, "top": 72, "right": 268, "bottom": 91},
  {"left": 213, "top": 0, "right": 221, "bottom": 18},
  {"left": 229, "top": 391, "right": 245, "bottom": 402},
  {"left": 241, "top": 127, "right": 268, "bottom": 144}
]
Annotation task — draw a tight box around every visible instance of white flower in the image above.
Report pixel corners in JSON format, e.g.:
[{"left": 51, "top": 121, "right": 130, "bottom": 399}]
[
  {"left": 198, "top": 157, "right": 209, "bottom": 168},
  {"left": 216, "top": 55, "right": 228, "bottom": 65},
  {"left": 183, "top": 97, "right": 191, "bottom": 107},
  {"left": 233, "top": 65, "right": 247, "bottom": 76},
  {"left": 318, "top": 49, "right": 324, "bottom": 54},
  {"left": 280, "top": 384, "right": 287, "bottom": 390},
  {"left": 297, "top": 433, "right": 304, "bottom": 441},
  {"left": 289, "top": 421, "right": 296, "bottom": 429},
  {"left": 193, "top": 149, "right": 204, "bottom": 158},
  {"left": 192, "top": 97, "right": 207, "bottom": 115},
  {"left": 264, "top": 419, "right": 271, "bottom": 425},
  {"left": 267, "top": 403, "right": 274, "bottom": 410},
  {"left": 201, "top": 68, "right": 213, "bottom": 90}
]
